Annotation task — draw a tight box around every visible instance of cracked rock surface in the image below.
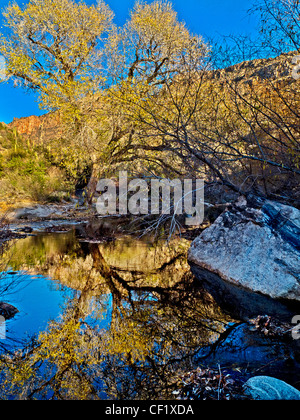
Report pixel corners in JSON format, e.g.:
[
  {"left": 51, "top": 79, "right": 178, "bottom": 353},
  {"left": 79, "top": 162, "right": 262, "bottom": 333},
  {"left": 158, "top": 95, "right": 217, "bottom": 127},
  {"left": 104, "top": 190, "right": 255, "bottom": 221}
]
[{"left": 188, "top": 195, "right": 300, "bottom": 305}]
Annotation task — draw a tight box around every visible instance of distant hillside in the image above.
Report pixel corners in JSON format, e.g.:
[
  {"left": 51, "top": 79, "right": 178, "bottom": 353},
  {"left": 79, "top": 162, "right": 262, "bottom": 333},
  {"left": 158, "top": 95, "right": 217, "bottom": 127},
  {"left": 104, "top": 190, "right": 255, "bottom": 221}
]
[
  {"left": 210, "top": 51, "right": 296, "bottom": 83},
  {"left": 7, "top": 112, "right": 61, "bottom": 143}
]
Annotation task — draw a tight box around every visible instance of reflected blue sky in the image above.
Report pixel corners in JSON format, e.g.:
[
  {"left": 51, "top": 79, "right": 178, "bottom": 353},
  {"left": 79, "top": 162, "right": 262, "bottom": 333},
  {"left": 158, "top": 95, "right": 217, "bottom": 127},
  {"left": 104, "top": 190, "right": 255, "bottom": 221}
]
[{"left": 1, "top": 271, "right": 113, "bottom": 346}]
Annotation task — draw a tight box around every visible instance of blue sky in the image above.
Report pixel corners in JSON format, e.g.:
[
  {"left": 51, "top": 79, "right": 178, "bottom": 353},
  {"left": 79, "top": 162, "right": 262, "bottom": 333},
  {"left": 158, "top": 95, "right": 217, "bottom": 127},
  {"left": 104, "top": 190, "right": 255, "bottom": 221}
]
[{"left": 0, "top": 0, "right": 258, "bottom": 124}]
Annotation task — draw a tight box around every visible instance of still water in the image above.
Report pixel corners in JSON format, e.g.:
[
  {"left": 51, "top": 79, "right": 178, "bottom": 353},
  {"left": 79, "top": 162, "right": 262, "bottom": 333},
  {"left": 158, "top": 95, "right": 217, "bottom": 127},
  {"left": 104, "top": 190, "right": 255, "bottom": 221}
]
[{"left": 0, "top": 222, "right": 230, "bottom": 400}]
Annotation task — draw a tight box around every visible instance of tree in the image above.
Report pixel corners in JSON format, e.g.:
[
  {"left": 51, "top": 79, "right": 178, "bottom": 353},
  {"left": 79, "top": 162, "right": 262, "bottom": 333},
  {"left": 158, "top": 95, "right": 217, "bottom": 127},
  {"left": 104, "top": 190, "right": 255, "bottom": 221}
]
[
  {"left": 0, "top": 0, "right": 113, "bottom": 113},
  {"left": 84, "top": 0, "right": 210, "bottom": 201},
  {"left": 118, "top": 1, "right": 300, "bottom": 205},
  {"left": 1, "top": 0, "right": 210, "bottom": 204},
  {"left": 103, "top": 1, "right": 209, "bottom": 170},
  {"left": 3, "top": 0, "right": 298, "bottom": 207},
  {"left": 252, "top": 0, "right": 300, "bottom": 55},
  {"left": 106, "top": 0, "right": 208, "bottom": 85},
  {"left": 0, "top": 0, "right": 115, "bottom": 201}
]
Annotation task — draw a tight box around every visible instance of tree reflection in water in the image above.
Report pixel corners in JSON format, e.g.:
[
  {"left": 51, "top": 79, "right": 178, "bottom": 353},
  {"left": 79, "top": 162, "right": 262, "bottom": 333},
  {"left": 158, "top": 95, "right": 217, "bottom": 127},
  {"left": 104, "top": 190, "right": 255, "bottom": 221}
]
[{"left": 0, "top": 225, "right": 232, "bottom": 400}]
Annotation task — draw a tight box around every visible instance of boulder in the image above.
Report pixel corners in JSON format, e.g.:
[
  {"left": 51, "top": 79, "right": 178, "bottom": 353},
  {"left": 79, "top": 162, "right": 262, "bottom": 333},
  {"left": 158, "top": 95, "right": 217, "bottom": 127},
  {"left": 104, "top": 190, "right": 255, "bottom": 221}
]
[
  {"left": 14, "top": 205, "right": 57, "bottom": 219},
  {"left": 8, "top": 204, "right": 71, "bottom": 220},
  {"left": 188, "top": 195, "right": 300, "bottom": 318},
  {"left": 243, "top": 376, "right": 300, "bottom": 400},
  {"left": 0, "top": 302, "right": 19, "bottom": 319}
]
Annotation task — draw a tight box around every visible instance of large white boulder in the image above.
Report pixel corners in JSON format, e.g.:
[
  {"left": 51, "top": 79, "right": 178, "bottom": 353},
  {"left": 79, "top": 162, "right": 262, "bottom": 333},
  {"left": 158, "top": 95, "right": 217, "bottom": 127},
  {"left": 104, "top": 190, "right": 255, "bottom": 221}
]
[{"left": 188, "top": 196, "right": 300, "bottom": 304}]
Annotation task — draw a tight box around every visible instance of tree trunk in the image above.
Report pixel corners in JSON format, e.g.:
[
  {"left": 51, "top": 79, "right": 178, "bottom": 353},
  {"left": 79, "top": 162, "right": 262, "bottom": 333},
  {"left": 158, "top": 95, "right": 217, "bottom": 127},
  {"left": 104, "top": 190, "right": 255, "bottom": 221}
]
[{"left": 85, "top": 163, "right": 100, "bottom": 205}]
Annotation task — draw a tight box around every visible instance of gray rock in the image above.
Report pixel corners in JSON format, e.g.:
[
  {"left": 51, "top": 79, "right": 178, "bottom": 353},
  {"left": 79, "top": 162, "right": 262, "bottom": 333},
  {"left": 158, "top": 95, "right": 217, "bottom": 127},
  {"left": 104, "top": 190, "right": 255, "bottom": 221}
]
[
  {"left": 8, "top": 204, "right": 71, "bottom": 220},
  {"left": 243, "top": 376, "right": 300, "bottom": 400},
  {"left": 14, "top": 205, "right": 57, "bottom": 219},
  {"left": 0, "top": 302, "right": 19, "bottom": 319},
  {"left": 188, "top": 196, "right": 300, "bottom": 305}
]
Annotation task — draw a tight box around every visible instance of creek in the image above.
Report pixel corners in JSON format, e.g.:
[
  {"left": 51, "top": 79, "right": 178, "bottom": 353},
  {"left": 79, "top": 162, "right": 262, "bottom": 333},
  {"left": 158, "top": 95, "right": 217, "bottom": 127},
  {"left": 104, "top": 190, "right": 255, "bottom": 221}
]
[{"left": 0, "top": 218, "right": 298, "bottom": 399}]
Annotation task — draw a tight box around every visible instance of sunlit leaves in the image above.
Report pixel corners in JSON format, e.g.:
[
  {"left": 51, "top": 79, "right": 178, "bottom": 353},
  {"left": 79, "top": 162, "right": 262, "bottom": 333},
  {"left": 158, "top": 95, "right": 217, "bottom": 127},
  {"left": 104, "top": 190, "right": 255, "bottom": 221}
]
[
  {"left": 107, "top": 0, "right": 209, "bottom": 85},
  {"left": 0, "top": 0, "right": 113, "bottom": 111}
]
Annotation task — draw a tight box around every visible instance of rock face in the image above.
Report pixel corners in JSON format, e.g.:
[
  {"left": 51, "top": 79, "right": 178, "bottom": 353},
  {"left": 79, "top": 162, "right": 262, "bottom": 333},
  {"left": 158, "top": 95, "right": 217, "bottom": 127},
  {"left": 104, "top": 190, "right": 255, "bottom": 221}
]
[
  {"left": 8, "top": 112, "right": 61, "bottom": 142},
  {"left": 0, "top": 302, "right": 19, "bottom": 319},
  {"left": 188, "top": 196, "right": 300, "bottom": 319},
  {"left": 243, "top": 376, "right": 300, "bottom": 400},
  {"left": 210, "top": 51, "right": 296, "bottom": 84}
]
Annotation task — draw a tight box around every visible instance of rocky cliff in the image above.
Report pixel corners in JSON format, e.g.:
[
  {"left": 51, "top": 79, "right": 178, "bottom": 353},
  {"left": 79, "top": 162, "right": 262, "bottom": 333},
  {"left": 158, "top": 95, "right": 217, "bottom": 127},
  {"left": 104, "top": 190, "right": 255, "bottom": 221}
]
[
  {"left": 8, "top": 112, "right": 61, "bottom": 143},
  {"left": 210, "top": 51, "right": 296, "bottom": 83}
]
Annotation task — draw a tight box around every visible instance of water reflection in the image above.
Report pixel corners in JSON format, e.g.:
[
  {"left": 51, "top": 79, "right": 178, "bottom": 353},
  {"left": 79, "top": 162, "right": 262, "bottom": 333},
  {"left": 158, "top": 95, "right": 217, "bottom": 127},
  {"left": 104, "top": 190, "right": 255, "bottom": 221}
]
[{"left": 0, "top": 223, "right": 231, "bottom": 400}]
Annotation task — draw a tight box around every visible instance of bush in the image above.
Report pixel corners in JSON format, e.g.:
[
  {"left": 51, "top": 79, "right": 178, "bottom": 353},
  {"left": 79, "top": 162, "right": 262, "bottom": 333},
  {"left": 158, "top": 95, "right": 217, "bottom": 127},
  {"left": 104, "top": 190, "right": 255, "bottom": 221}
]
[{"left": 0, "top": 135, "right": 75, "bottom": 202}]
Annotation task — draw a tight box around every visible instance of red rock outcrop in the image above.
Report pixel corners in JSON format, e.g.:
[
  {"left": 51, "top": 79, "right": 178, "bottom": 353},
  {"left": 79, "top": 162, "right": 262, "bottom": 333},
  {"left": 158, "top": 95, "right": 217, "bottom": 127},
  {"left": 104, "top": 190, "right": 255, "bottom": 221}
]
[{"left": 8, "top": 112, "right": 61, "bottom": 142}]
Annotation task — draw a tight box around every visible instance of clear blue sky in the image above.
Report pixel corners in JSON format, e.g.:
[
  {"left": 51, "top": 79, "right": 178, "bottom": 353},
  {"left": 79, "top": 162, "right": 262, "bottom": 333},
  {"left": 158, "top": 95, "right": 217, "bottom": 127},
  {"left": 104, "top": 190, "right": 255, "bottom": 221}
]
[{"left": 0, "top": 0, "right": 258, "bottom": 124}]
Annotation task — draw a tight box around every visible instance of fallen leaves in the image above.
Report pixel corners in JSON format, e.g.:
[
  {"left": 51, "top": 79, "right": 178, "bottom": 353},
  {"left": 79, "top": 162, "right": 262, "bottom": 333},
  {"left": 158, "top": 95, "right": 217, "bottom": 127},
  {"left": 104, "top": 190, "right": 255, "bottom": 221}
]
[
  {"left": 249, "top": 315, "right": 293, "bottom": 339},
  {"left": 175, "top": 366, "right": 249, "bottom": 400}
]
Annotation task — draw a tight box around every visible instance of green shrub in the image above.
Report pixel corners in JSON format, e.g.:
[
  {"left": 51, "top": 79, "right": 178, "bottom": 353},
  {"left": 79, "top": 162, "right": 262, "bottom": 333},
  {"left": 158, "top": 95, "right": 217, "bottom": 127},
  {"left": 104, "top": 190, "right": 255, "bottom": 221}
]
[{"left": 0, "top": 138, "right": 75, "bottom": 202}]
